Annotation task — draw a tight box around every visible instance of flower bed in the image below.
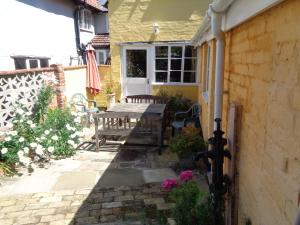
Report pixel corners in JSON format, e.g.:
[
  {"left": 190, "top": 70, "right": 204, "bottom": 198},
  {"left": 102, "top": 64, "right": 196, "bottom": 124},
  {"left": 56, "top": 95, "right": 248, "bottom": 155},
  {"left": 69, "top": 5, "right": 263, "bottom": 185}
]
[
  {"left": 0, "top": 86, "right": 84, "bottom": 175},
  {"left": 161, "top": 171, "right": 213, "bottom": 225}
]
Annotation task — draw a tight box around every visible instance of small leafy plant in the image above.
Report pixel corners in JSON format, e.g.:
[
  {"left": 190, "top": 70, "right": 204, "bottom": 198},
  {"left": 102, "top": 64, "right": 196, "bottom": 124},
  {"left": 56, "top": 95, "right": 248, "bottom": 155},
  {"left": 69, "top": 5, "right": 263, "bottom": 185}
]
[
  {"left": 162, "top": 171, "right": 213, "bottom": 225},
  {"left": 169, "top": 125, "right": 206, "bottom": 158}
]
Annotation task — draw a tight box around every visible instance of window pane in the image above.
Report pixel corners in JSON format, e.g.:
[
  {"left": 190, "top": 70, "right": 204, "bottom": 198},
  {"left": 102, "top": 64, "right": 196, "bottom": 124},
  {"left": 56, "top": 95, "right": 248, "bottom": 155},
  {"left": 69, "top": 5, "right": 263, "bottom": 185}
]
[
  {"left": 29, "top": 59, "right": 38, "bottom": 68},
  {"left": 185, "top": 45, "right": 197, "bottom": 57},
  {"left": 183, "top": 72, "right": 196, "bottom": 83},
  {"left": 171, "top": 46, "right": 182, "bottom": 58},
  {"left": 40, "top": 59, "right": 49, "bottom": 68},
  {"left": 14, "top": 58, "right": 26, "bottom": 69},
  {"left": 170, "top": 71, "right": 181, "bottom": 82},
  {"left": 171, "top": 59, "right": 182, "bottom": 70},
  {"left": 184, "top": 58, "right": 196, "bottom": 71},
  {"left": 156, "top": 59, "right": 168, "bottom": 70},
  {"left": 156, "top": 72, "right": 167, "bottom": 83},
  {"left": 155, "top": 46, "right": 168, "bottom": 58},
  {"left": 126, "top": 50, "right": 147, "bottom": 78},
  {"left": 99, "top": 52, "right": 105, "bottom": 64}
]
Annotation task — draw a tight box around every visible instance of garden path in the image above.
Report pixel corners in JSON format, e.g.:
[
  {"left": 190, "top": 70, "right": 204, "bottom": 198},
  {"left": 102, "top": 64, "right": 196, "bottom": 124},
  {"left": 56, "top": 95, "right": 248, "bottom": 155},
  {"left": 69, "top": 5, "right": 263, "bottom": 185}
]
[{"left": 0, "top": 144, "right": 187, "bottom": 225}]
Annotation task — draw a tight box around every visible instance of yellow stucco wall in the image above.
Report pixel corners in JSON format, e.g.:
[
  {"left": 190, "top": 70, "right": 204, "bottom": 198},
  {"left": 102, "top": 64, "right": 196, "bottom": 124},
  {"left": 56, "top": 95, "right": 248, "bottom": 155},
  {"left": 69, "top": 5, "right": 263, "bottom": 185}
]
[
  {"left": 109, "top": 0, "right": 210, "bottom": 102},
  {"left": 198, "top": 0, "right": 300, "bottom": 224},
  {"left": 88, "top": 65, "right": 113, "bottom": 108},
  {"left": 198, "top": 41, "right": 216, "bottom": 140},
  {"left": 152, "top": 85, "right": 198, "bottom": 103}
]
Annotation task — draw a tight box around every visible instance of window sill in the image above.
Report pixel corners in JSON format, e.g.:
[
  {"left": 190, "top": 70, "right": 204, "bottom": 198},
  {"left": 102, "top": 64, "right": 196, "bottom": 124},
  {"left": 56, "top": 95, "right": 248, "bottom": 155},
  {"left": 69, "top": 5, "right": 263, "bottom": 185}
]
[
  {"left": 151, "top": 82, "right": 199, "bottom": 87},
  {"left": 80, "top": 28, "right": 93, "bottom": 33},
  {"left": 202, "top": 91, "right": 209, "bottom": 103}
]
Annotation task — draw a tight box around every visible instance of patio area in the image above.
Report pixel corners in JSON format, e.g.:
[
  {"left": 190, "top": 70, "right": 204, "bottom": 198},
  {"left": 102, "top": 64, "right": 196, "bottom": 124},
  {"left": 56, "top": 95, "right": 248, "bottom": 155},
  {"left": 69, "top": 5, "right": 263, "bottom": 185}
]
[{"left": 0, "top": 140, "right": 207, "bottom": 224}]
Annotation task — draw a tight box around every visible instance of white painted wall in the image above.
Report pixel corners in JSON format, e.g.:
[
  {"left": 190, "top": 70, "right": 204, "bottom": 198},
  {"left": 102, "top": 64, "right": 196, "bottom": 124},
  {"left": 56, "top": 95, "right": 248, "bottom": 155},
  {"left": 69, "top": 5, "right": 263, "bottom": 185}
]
[
  {"left": 0, "top": 0, "right": 78, "bottom": 70},
  {"left": 224, "top": 0, "right": 283, "bottom": 31}
]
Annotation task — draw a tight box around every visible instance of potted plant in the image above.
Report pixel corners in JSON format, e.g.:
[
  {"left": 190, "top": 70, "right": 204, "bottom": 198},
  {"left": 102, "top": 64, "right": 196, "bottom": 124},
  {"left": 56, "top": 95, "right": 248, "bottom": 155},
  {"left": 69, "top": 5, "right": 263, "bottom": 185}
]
[{"left": 106, "top": 83, "right": 115, "bottom": 109}]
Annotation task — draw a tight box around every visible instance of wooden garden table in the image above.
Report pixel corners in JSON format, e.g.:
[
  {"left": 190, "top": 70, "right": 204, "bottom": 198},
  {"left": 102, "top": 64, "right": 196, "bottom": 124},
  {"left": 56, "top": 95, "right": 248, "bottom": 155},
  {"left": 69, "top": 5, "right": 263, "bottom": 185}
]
[{"left": 107, "top": 103, "right": 166, "bottom": 153}]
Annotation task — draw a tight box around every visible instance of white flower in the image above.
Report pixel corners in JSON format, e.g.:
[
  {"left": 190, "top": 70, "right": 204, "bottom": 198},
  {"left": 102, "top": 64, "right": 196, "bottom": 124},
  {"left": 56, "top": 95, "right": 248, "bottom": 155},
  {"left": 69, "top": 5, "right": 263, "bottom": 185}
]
[
  {"left": 1, "top": 148, "right": 8, "bottom": 154},
  {"left": 71, "top": 111, "right": 77, "bottom": 116},
  {"left": 4, "top": 136, "right": 11, "bottom": 142},
  {"left": 10, "top": 131, "right": 17, "bottom": 136},
  {"left": 17, "top": 151, "right": 24, "bottom": 158},
  {"left": 47, "top": 146, "right": 54, "bottom": 153},
  {"left": 41, "top": 136, "right": 46, "bottom": 140},
  {"left": 70, "top": 133, "right": 77, "bottom": 139},
  {"left": 44, "top": 130, "right": 50, "bottom": 135},
  {"left": 67, "top": 140, "right": 75, "bottom": 145},
  {"left": 66, "top": 124, "right": 73, "bottom": 131},
  {"left": 19, "top": 137, "right": 25, "bottom": 142},
  {"left": 30, "top": 142, "right": 38, "bottom": 148},
  {"left": 27, "top": 120, "right": 33, "bottom": 125},
  {"left": 36, "top": 147, "right": 44, "bottom": 156},
  {"left": 19, "top": 156, "right": 30, "bottom": 166},
  {"left": 19, "top": 119, "right": 24, "bottom": 123},
  {"left": 25, "top": 112, "right": 32, "bottom": 116},
  {"left": 23, "top": 147, "right": 29, "bottom": 154},
  {"left": 79, "top": 138, "right": 84, "bottom": 143},
  {"left": 16, "top": 108, "right": 24, "bottom": 115},
  {"left": 74, "top": 117, "right": 81, "bottom": 123},
  {"left": 36, "top": 137, "right": 40, "bottom": 142},
  {"left": 51, "top": 135, "right": 58, "bottom": 141},
  {"left": 30, "top": 123, "right": 36, "bottom": 128},
  {"left": 75, "top": 131, "right": 84, "bottom": 137}
]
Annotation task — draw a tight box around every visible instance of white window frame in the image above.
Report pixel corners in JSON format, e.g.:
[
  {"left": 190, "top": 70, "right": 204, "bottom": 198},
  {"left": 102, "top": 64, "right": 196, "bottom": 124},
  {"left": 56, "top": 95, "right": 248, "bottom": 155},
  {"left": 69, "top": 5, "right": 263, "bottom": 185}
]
[
  {"left": 202, "top": 44, "right": 211, "bottom": 102},
  {"left": 152, "top": 44, "right": 198, "bottom": 86},
  {"left": 13, "top": 57, "right": 50, "bottom": 70},
  {"left": 78, "top": 8, "right": 93, "bottom": 32},
  {"left": 95, "top": 49, "right": 107, "bottom": 65}
]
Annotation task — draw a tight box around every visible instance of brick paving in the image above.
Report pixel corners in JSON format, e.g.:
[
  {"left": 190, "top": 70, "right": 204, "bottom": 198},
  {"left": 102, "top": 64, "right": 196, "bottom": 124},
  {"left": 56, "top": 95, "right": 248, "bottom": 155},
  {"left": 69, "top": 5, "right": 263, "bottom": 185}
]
[
  {"left": 0, "top": 184, "right": 175, "bottom": 225},
  {"left": 0, "top": 145, "right": 180, "bottom": 225}
]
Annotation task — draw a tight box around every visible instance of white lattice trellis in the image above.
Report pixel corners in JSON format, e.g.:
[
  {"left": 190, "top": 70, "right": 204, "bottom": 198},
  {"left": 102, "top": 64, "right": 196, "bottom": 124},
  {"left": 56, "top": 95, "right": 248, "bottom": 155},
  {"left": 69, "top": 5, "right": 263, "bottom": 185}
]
[{"left": 0, "top": 72, "right": 51, "bottom": 127}]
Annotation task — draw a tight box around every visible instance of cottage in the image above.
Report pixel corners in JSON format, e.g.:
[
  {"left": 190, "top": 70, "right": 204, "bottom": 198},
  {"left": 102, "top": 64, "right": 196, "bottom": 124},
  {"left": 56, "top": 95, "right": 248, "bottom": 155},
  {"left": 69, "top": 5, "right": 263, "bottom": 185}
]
[{"left": 0, "top": 0, "right": 109, "bottom": 70}]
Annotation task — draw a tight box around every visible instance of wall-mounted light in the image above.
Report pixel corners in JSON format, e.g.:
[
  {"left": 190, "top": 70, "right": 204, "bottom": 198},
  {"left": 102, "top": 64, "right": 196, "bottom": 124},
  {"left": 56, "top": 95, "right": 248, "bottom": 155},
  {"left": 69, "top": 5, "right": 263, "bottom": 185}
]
[{"left": 153, "top": 23, "right": 159, "bottom": 35}]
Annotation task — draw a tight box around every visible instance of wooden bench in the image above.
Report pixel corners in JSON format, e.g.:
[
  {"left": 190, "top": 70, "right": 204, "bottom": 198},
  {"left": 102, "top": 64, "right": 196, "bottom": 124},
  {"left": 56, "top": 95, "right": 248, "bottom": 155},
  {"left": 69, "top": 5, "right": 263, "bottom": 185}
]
[
  {"left": 125, "top": 95, "right": 168, "bottom": 104},
  {"left": 93, "top": 112, "right": 163, "bottom": 152}
]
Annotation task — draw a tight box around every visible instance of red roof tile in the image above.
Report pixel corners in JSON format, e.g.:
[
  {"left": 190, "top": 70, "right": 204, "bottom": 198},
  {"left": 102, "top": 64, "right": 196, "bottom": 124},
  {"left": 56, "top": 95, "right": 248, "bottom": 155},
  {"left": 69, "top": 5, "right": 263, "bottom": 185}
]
[
  {"left": 77, "top": 0, "right": 101, "bottom": 10},
  {"left": 91, "top": 34, "right": 110, "bottom": 48}
]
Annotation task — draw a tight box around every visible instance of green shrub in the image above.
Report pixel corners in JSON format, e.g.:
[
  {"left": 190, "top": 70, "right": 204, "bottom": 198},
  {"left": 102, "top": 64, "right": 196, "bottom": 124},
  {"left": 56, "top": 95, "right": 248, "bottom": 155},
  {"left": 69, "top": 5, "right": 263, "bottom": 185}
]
[
  {"left": 169, "top": 125, "right": 206, "bottom": 158},
  {"left": 0, "top": 85, "right": 83, "bottom": 174},
  {"left": 169, "top": 181, "right": 213, "bottom": 225}
]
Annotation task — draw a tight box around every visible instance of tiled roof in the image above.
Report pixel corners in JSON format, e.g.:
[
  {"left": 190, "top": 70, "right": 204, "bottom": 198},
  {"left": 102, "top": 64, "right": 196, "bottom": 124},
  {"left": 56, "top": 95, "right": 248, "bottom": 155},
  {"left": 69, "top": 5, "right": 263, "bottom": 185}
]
[
  {"left": 91, "top": 33, "right": 110, "bottom": 48},
  {"left": 77, "top": 0, "right": 101, "bottom": 11}
]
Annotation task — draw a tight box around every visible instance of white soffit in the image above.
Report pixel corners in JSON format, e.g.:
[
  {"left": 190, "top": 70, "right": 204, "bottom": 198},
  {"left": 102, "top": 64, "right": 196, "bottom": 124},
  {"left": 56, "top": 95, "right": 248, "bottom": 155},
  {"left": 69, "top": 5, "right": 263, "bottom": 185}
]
[{"left": 224, "top": 0, "right": 284, "bottom": 31}]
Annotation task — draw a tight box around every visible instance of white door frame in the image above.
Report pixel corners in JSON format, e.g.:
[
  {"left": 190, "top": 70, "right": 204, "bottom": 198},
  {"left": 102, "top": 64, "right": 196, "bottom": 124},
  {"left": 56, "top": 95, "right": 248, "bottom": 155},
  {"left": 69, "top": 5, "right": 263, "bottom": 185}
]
[{"left": 121, "top": 45, "right": 153, "bottom": 99}]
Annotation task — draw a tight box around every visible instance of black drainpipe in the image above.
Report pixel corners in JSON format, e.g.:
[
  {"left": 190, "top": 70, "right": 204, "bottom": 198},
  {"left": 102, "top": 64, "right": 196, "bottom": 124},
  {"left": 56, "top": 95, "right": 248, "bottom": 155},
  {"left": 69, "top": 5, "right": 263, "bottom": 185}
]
[{"left": 74, "top": 6, "right": 85, "bottom": 64}]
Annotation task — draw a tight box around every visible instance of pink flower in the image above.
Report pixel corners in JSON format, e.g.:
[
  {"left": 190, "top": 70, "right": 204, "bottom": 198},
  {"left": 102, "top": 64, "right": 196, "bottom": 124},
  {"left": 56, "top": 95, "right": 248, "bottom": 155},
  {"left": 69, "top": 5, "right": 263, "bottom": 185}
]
[
  {"left": 161, "top": 179, "right": 178, "bottom": 191},
  {"left": 179, "top": 170, "right": 193, "bottom": 182}
]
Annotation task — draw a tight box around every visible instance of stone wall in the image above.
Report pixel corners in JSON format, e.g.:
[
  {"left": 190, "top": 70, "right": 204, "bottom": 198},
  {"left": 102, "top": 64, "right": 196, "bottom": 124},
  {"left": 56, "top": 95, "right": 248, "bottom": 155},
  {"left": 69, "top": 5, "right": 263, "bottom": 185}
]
[{"left": 221, "top": 0, "right": 300, "bottom": 224}]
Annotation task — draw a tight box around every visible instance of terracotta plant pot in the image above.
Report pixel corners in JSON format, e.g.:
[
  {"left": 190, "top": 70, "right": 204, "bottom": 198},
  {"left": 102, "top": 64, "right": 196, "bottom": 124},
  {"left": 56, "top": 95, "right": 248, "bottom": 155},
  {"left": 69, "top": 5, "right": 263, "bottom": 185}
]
[{"left": 106, "top": 93, "right": 115, "bottom": 109}]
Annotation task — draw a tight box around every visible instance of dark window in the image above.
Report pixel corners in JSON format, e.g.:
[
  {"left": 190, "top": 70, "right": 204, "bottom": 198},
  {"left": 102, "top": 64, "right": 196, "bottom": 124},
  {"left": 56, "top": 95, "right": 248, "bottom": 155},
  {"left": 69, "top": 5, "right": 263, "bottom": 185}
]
[
  {"left": 170, "top": 71, "right": 181, "bottom": 82},
  {"left": 29, "top": 59, "right": 38, "bottom": 69},
  {"left": 156, "top": 59, "right": 168, "bottom": 70},
  {"left": 126, "top": 49, "right": 147, "bottom": 78},
  {"left": 14, "top": 58, "right": 26, "bottom": 69},
  {"left": 155, "top": 46, "right": 168, "bottom": 58},
  {"left": 183, "top": 72, "right": 196, "bottom": 83},
  {"left": 155, "top": 72, "right": 168, "bottom": 82},
  {"left": 171, "top": 46, "right": 182, "bottom": 58},
  {"left": 40, "top": 59, "right": 49, "bottom": 68}
]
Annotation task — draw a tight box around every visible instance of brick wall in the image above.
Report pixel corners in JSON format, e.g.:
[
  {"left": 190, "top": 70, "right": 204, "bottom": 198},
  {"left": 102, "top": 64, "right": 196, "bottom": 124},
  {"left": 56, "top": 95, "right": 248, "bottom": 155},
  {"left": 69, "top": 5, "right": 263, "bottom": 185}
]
[{"left": 222, "top": 0, "right": 300, "bottom": 224}]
